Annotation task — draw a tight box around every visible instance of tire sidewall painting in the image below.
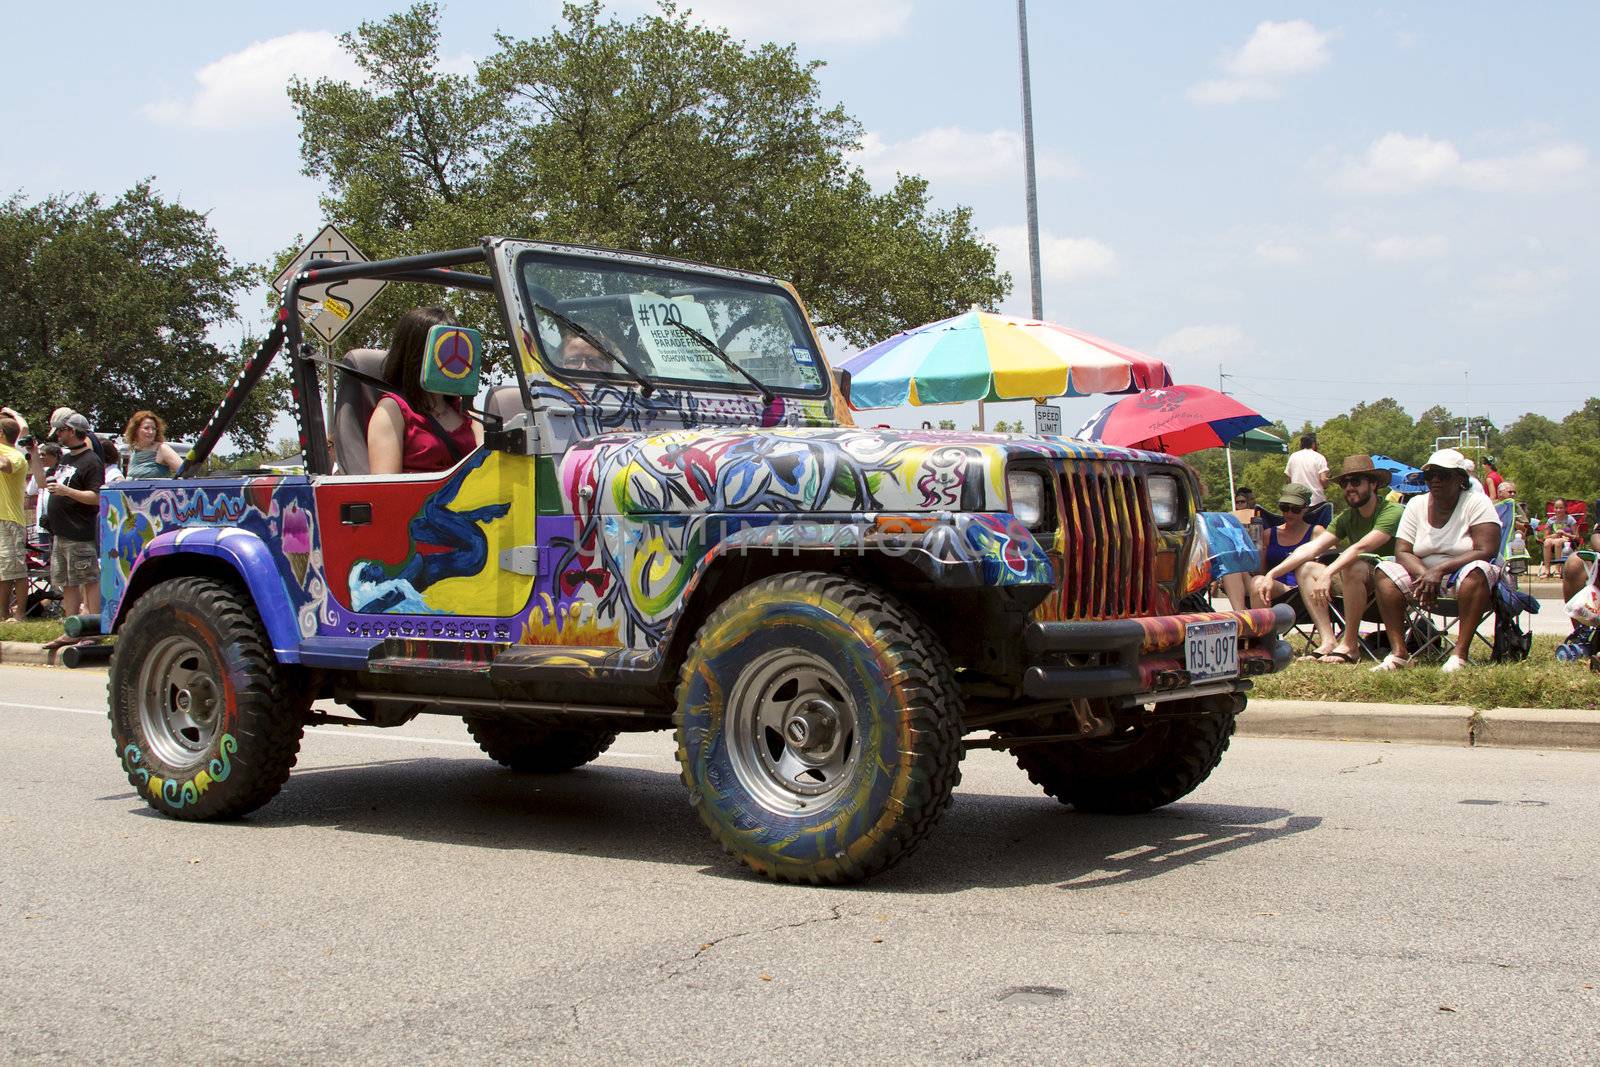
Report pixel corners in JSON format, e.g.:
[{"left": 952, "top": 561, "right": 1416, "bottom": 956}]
[
  {"left": 111, "top": 598, "right": 245, "bottom": 815},
  {"left": 679, "top": 591, "right": 911, "bottom": 878}
]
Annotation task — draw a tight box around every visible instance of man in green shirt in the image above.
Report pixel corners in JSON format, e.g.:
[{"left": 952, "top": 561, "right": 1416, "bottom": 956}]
[{"left": 1252, "top": 455, "right": 1405, "bottom": 664}]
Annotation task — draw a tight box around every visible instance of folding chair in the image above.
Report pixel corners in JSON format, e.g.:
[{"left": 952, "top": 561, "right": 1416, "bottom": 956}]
[{"left": 1403, "top": 500, "right": 1524, "bottom": 663}]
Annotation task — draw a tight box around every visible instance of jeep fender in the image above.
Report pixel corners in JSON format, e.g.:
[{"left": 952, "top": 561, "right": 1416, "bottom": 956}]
[{"left": 111, "top": 526, "right": 305, "bottom": 663}]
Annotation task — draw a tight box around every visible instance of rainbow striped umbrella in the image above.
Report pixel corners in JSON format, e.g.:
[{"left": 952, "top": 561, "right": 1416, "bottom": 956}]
[{"left": 838, "top": 311, "right": 1171, "bottom": 410}]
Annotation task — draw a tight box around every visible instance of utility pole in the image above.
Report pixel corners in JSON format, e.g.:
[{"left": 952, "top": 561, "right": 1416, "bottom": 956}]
[{"left": 1017, "top": 0, "right": 1043, "bottom": 321}]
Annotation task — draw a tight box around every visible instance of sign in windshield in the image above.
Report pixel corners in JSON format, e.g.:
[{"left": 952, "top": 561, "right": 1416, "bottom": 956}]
[{"left": 519, "top": 253, "right": 826, "bottom": 395}]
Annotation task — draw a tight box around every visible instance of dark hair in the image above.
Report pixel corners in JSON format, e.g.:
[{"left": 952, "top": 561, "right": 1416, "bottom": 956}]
[
  {"left": 99, "top": 434, "right": 120, "bottom": 467},
  {"left": 0, "top": 418, "right": 16, "bottom": 445},
  {"left": 1300, "top": 433, "right": 1317, "bottom": 450},
  {"left": 1235, "top": 486, "right": 1253, "bottom": 497},
  {"left": 381, "top": 306, "right": 453, "bottom": 412}
]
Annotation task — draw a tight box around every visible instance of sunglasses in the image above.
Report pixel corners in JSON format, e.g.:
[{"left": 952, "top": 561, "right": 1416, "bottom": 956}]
[
  {"left": 1279, "top": 504, "right": 1305, "bottom": 513},
  {"left": 1421, "top": 468, "right": 1455, "bottom": 483}
]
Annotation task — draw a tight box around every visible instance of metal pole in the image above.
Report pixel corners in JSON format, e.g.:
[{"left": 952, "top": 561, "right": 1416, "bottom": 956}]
[
  {"left": 1017, "top": 0, "right": 1044, "bottom": 321},
  {"left": 1220, "top": 365, "right": 1237, "bottom": 503}
]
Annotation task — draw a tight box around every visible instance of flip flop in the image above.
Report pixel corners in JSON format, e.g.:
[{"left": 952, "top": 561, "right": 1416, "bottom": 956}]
[
  {"left": 1317, "top": 650, "right": 1358, "bottom": 664},
  {"left": 41, "top": 635, "right": 79, "bottom": 651}
]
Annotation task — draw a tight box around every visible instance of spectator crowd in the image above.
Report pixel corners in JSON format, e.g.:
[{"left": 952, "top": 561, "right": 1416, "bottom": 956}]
[
  {"left": 0, "top": 405, "right": 181, "bottom": 647},
  {"left": 1200, "top": 434, "right": 1600, "bottom": 671}
]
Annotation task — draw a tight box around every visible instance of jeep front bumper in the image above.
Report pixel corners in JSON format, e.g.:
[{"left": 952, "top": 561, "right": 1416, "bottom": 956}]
[{"left": 1021, "top": 604, "right": 1294, "bottom": 705}]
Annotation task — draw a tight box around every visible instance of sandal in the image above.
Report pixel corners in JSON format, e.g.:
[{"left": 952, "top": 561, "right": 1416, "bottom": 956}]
[
  {"left": 1370, "top": 653, "right": 1411, "bottom": 672},
  {"left": 41, "top": 635, "right": 79, "bottom": 651},
  {"left": 1317, "top": 650, "right": 1358, "bottom": 665}
]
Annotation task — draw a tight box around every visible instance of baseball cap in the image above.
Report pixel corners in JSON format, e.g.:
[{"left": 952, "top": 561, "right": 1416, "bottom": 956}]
[
  {"left": 1278, "top": 483, "right": 1313, "bottom": 508},
  {"left": 51, "top": 411, "right": 91, "bottom": 435}
]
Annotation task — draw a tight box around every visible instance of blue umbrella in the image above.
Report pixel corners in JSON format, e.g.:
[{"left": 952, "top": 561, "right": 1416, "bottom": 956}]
[{"left": 1370, "top": 454, "right": 1426, "bottom": 495}]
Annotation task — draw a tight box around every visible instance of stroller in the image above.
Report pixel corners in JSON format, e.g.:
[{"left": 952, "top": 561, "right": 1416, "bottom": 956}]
[{"left": 24, "top": 533, "right": 61, "bottom": 618}]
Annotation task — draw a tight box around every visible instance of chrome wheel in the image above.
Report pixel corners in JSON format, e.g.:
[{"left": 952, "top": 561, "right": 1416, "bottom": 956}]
[
  {"left": 725, "top": 648, "right": 859, "bottom": 815},
  {"left": 136, "top": 635, "right": 222, "bottom": 767}
]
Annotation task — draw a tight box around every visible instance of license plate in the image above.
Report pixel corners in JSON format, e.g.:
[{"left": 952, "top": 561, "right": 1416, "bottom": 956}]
[{"left": 1185, "top": 620, "right": 1239, "bottom": 682}]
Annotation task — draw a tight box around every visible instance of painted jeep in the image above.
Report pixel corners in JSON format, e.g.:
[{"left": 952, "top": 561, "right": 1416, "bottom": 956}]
[{"left": 97, "top": 239, "right": 1292, "bottom": 884}]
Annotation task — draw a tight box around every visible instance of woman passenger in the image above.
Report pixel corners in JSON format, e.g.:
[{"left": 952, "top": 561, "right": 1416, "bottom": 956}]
[
  {"left": 123, "top": 410, "right": 183, "bottom": 478},
  {"left": 366, "top": 307, "right": 482, "bottom": 475}
]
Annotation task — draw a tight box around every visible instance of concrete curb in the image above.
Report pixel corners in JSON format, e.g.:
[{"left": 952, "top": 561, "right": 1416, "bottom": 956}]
[
  {"left": 1241, "top": 699, "right": 1600, "bottom": 751},
  {"left": 0, "top": 641, "right": 58, "bottom": 666}
]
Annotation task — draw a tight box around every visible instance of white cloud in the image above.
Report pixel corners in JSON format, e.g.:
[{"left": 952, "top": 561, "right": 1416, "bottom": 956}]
[
  {"left": 1188, "top": 20, "right": 1332, "bottom": 105},
  {"left": 853, "top": 127, "right": 1077, "bottom": 187},
  {"left": 1334, "top": 132, "right": 1589, "bottom": 194},
  {"left": 1371, "top": 234, "right": 1448, "bottom": 262},
  {"left": 1155, "top": 324, "right": 1250, "bottom": 360},
  {"left": 1460, "top": 265, "right": 1569, "bottom": 319},
  {"left": 617, "top": 0, "right": 912, "bottom": 46},
  {"left": 988, "top": 226, "right": 1117, "bottom": 285},
  {"left": 1254, "top": 239, "right": 1305, "bottom": 265},
  {"left": 144, "top": 31, "right": 361, "bottom": 129}
]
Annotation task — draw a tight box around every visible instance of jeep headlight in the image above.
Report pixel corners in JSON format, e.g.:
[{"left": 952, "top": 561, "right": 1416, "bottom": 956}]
[
  {"left": 1007, "top": 470, "right": 1047, "bottom": 528},
  {"left": 1147, "top": 474, "right": 1182, "bottom": 528}
]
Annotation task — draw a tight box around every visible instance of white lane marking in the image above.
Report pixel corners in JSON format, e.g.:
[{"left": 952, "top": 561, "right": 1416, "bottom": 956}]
[
  {"left": 0, "top": 700, "right": 667, "bottom": 760},
  {"left": 0, "top": 700, "right": 102, "bottom": 716}
]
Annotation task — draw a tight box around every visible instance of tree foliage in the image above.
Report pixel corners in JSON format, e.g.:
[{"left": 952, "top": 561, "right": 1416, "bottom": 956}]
[
  {"left": 0, "top": 183, "right": 285, "bottom": 449},
  {"left": 287, "top": 1, "right": 1009, "bottom": 355}
]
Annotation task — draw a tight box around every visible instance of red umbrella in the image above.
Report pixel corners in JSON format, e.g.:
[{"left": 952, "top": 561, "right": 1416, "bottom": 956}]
[{"left": 1074, "top": 385, "right": 1268, "bottom": 455}]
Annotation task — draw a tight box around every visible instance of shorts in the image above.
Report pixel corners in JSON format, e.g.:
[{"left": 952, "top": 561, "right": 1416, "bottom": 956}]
[
  {"left": 50, "top": 537, "right": 99, "bottom": 588},
  {"left": 0, "top": 521, "right": 24, "bottom": 582},
  {"left": 1375, "top": 558, "right": 1499, "bottom": 600}
]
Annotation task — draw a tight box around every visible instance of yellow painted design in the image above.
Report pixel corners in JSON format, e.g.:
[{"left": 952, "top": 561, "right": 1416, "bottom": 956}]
[
  {"left": 519, "top": 593, "right": 622, "bottom": 647},
  {"left": 148, "top": 776, "right": 165, "bottom": 798},
  {"left": 419, "top": 452, "right": 537, "bottom": 616},
  {"left": 192, "top": 770, "right": 213, "bottom": 795}
]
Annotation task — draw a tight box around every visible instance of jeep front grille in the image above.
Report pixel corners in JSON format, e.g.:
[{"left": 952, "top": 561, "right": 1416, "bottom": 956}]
[{"left": 1037, "top": 465, "right": 1157, "bottom": 621}]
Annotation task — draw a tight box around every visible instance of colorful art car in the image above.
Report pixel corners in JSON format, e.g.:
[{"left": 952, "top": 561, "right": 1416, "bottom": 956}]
[{"left": 95, "top": 239, "right": 1293, "bottom": 884}]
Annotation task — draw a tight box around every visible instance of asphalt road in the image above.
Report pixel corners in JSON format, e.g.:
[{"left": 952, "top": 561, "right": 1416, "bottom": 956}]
[{"left": 2, "top": 665, "right": 1595, "bottom": 1065}]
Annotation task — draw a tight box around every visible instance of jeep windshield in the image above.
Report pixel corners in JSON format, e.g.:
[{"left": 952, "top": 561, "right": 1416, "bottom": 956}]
[{"left": 518, "top": 251, "right": 827, "bottom": 396}]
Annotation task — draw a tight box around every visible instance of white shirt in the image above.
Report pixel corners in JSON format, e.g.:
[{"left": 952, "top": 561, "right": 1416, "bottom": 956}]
[
  {"left": 1284, "top": 449, "right": 1329, "bottom": 505},
  {"left": 1397, "top": 490, "right": 1502, "bottom": 569}
]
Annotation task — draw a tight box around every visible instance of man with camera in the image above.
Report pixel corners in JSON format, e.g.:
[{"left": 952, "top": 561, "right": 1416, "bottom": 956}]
[{"left": 19, "top": 408, "right": 104, "bottom": 621}]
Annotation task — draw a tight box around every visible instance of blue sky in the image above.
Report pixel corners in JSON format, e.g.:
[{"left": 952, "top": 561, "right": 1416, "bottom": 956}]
[{"left": 5, "top": 1, "right": 1596, "bottom": 441}]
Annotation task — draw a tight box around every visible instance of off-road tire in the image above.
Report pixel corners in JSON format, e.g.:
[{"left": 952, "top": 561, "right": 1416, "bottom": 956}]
[
  {"left": 108, "top": 576, "right": 306, "bottom": 820},
  {"left": 674, "top": 571, "right": 964, "bottom": 885},
  {"left": 1013, "top": 693, "right": 1240, "bottom": 814},
  {"left": 463, "top": 718, "right": 617, "bottom": 772}
]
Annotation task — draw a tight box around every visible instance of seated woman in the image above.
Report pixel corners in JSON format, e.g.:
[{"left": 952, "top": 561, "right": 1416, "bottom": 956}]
[
  {"left": 1247, "top": 482, "right": 1328, "bottom": 626},
  {"left": 1370, "top": 449, "right": 1502, "bottom": 673},
  {"left": 366, "top": 307, "right": 482, "bottom": 475}
]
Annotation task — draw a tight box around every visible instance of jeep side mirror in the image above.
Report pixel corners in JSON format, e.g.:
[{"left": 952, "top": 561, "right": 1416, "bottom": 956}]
[
  {"left": 419, "top": 324, "right": 483, "bottom": 397},
  {"left": 832, "top": 367, "right": 852, "bottom": 407}
]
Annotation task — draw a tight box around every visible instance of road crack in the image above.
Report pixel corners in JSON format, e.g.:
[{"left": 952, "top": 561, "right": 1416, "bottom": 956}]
[{"left": 659, "top": 904, "right": 847, "bottom": 981}]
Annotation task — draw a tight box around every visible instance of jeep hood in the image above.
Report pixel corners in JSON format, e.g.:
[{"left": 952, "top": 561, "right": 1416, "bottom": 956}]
[{"left": 559, "top": 425, "right": 1171, "bottom": 516}]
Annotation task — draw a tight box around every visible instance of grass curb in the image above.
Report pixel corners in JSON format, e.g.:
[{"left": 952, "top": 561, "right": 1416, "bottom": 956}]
[{"left": 1249, "top": 635, "right": 1599, "bottom": 711}]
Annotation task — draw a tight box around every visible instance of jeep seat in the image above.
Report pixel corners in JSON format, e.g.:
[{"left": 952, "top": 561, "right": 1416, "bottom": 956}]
[{"left": 331, "top": 348, "right": 388, "bottom": 475}]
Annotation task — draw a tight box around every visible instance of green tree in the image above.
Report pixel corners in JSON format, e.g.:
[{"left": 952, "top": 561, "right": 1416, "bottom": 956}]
[
  {"left": 0, "top": 184, "right": 284, "bottom": 449},
  {"left": 287, "top": 1, "right": 1008, "bottom": 355}
]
